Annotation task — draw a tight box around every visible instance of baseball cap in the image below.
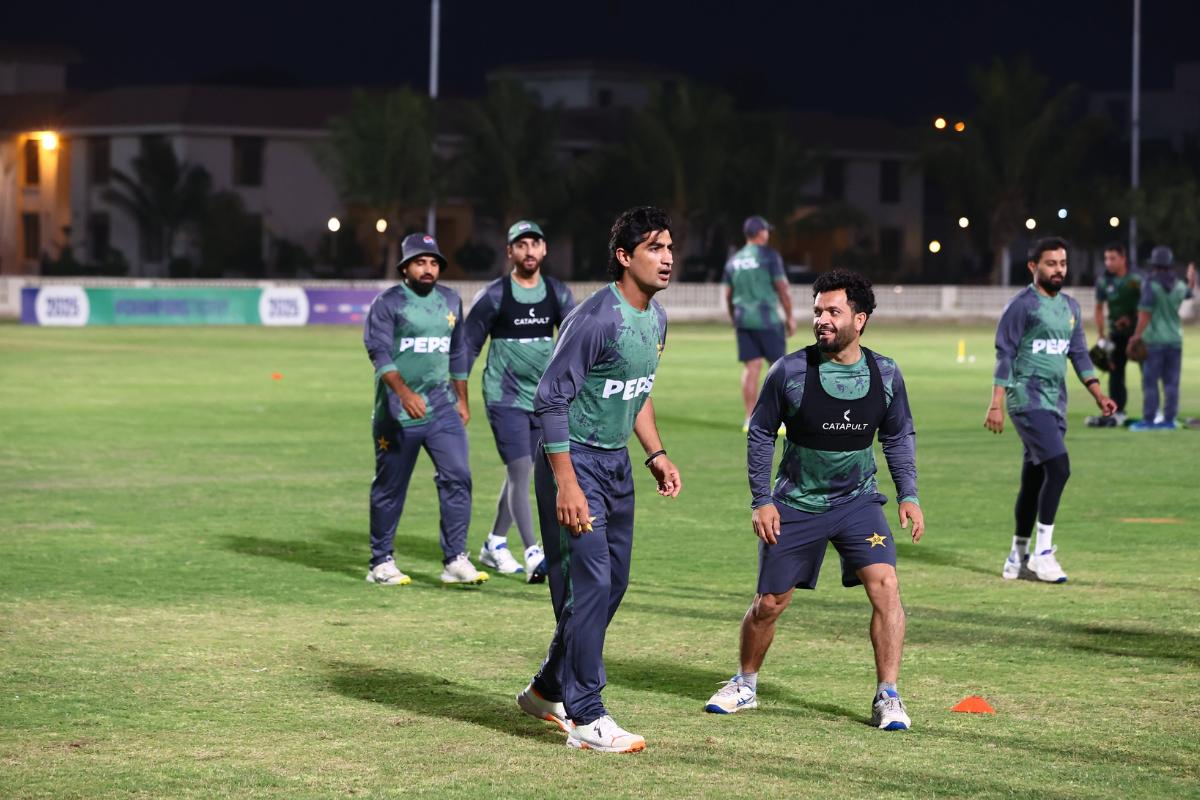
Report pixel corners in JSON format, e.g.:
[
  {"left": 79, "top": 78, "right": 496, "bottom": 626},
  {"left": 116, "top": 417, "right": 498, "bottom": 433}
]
[
  {"left": 398, "top": 232, "right": 446, "bottom": 269},
  {"left": 743, "top": 215, "right": 773, "bottom": 237},
  {"left": 1146, "top": 245, "right": 1174, "bottom": 268},
  {"left": 507, "top": 220, "right": 545, "bottom": 245}
]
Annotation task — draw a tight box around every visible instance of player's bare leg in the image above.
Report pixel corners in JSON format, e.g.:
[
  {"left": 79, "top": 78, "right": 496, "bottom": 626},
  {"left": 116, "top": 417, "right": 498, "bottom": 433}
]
[
  {"left": 741, "top": 358, "right": 763, "bottom": 422},
  {"left": 740, "top": 589, "right": 793, "bottom": 673},
  {"left": 859, "top": 563, "right": 910, "bottom": 730}
]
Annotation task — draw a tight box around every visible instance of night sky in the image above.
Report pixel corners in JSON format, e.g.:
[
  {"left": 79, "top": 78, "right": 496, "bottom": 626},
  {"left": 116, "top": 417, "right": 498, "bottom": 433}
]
[{"left": 8, "top": 0, "right": 1200, "bottom": 122}]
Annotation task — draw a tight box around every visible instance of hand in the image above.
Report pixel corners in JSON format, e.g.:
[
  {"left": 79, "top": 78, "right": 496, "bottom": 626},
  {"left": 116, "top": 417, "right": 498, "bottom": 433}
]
[
  {"left": 898, "top": 501, "right": 924, "bottom": 543},
  {"left": 984, "top": 405, "right": 1004, "bottom": 434},
  {"left": 785, "top": 317, "right": 797, "bottom": 337},
  {"left": 647, "top": 455, "right": 681, "bottom": 497},
  {"left": 556, "top": 481, "right": 592, "bottom": 536},
  {"left": 398, "top": 387, "right": 426, "bottom": 420},
  {"left": 456, "top": 398, "right": 470, "bottom": 425},
  {"left": 1097, "top": 395, "right": 1118, "bottom": 416},
  {"left": 752, "top": 503, "right": 781, "bottom": 546}
]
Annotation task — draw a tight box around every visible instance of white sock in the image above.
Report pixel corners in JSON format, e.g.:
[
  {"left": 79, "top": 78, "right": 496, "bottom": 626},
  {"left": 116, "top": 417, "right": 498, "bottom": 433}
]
[
  {"left": 1035, "top": 523, "right": 1054, "bottom": 554},
  {"left": 736, "top": 671, "right": 758, "bottom": 691},
  {"left": 1011, "top": 536, "right": 1029, "bottom": 558}
]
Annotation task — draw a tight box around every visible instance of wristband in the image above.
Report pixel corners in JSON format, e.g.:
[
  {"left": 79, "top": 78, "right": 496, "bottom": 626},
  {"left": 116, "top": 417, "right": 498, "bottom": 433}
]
[
  {"left": 644, "top": 450, "right": 666, "bottom": 467},
  {"left": 1084, "top": 378, "right": 1100, "bottom": 388}
]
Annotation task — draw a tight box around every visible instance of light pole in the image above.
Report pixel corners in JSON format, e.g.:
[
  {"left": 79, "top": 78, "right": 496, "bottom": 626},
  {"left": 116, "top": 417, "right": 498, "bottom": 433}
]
[
  {"left": 1130, "top": 0, "right": 1140, "bottom": 268},
  {"left": 425, "top": 0, "right": 440, "bottom": 237}
]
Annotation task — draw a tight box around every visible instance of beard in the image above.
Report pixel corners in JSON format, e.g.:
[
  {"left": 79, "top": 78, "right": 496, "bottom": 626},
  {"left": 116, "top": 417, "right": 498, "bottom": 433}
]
[
  {"left": 406, "top": 275, "right": 436, "bottom": 296},
  {"left": 815, "top": 322, "right": 857, "bottom": 353},
  {"left": 1037, "top": 273, "right": 1064, "bottom": 295}
]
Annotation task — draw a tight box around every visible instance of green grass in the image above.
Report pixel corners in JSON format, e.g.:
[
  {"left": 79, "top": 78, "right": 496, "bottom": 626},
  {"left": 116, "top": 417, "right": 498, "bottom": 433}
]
[{"left": 1, "top": 321, "right": 1198, "bottom": 799}]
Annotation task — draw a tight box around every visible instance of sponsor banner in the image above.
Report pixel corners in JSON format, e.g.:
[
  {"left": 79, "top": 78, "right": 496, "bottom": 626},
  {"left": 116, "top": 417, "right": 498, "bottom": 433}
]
[
  {"left": 23, "top": 286, "right": 90, "bottom": 326},
  {"left": 305, "top": 288, "right": 380, "bottom": 325},
  {"left": 259, "top": 287, "right": 310, "bottom": 326}
]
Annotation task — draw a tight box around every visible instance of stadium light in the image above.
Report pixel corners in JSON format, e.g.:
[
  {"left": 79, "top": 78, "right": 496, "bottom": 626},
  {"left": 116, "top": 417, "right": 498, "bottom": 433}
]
[
  {"left": 928, "top": 240, "right": 942, "bottom": 253},
  {"left": 327, "top": 217, "right": 341, "bottom": 233},
  {"left": 958, "top": 217, "right": 970, "bottom": 229},
  {"left": 1109, "top": 216, "right": 1121, "bottom": 227},
  {"left": 375, "top": 218, "right": 388, "bottom": 234},
  {"left": 1025, "top": 218, "right": 1037, "bottom": 230},
  {"left": 953, "top": 121, "right": 966, "bottom": 132},
  {"left": 1057, "top": 208, "right": 1068, "bottom": 219},
  {"left": 934, "top": 117, "right": 947, "bottom": 130}
]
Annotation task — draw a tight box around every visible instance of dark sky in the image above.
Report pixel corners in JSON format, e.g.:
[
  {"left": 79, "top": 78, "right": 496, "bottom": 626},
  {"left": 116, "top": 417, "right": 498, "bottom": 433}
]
[{"left": 9, "top": 0, "right": 1200, "bottom": 123}]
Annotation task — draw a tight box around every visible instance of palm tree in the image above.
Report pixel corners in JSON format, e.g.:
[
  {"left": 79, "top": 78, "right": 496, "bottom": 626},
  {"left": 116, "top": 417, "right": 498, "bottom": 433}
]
[
  {"left": 103, "top": 138, "right": 211, "bottom": 275},
  {"left": 317, "top": 89, "right": 435, "bottom": 276}
]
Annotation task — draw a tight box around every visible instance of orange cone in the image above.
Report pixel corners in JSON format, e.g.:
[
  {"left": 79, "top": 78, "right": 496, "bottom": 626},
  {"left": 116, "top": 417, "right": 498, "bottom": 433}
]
[
  {"left": 951, "top": 695, "right": 995, "bottom": 714},
  {"left": 271, "top": 372, "right": 283, "bottom": 380}
]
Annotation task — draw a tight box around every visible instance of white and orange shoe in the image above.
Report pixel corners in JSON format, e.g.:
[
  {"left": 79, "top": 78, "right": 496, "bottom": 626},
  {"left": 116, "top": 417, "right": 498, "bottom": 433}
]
[
  {"left": 566, "top": 715, "right": 645, "bottom": 753},
  {"left": 516, "top": 683, "right": 572, "bottom": 733}
]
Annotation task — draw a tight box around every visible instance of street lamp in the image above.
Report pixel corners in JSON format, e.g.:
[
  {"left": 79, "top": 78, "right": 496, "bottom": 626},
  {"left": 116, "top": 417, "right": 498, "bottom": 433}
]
[
  {"left": 928, "top": 240, "right": 942, "bottom": 254},
  {"left": 958, "top": 217, "right": 970, "bottom": 229},
  {"left": 934, "top": 117, "right": 947, "bottom": 130},
  {"left": 1109, "top": 216, "right": 1121, "bottom": 227},
  {"left": 953, "top": 121, "right": 966, "bottom": 133},
  {"left": 327, "top": 217, "right": 341, "bottom": 233},
  {"left": 38, "top": 131, "right": 59, "bottom": 151},
  {"left": 375, "top": 218, "right": 388, "bottom": 234},
  {"left": 1025, "top": 218, "right": 1037, "bottom": 230},
  {"left": 1057, "top": 208, "right": 1068, "bottom": 219}
]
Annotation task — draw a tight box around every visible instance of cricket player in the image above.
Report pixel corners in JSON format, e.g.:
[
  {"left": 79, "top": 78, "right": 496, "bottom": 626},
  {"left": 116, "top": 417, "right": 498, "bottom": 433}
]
[
  {"left": 464, "top": 220, "right": 576, "bottom": 580},
  {"left": 363, "top": 233, "right": 488, "bottom": 586},
  {"left": 985, "top": 237, "right": 1116, "bottom": 582},
  {"left": 724, "top": 215, "right": 795, "bottom": 431},
  {"left": 704, "top": 268, "right": 925, "bottom": 731},
  {"left": 1128, "top": 246, "right": 1196, "bottom": 431},
  {"left": 516, "top": 206, "right": 681, "bottom": 753},
  {"left": 1091, "top": 241, "right": 1141, "bottom": 425}
]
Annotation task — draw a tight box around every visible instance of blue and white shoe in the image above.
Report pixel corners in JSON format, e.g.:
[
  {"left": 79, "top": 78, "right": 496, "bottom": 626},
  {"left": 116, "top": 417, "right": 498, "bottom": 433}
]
[
  {"left": 871, "top": 690, "right": 911, "bottom": 731},
  {"left": 480, "top": 536, "right": 524, "bottom": 575},
  {"left": 704, "top": 678, "right": 758, "bottom": 714},
  {"left": 524, "top": 544, "right": 547, "bottom": 584},
  {"left": 1025, "top": 547, "right": 1068, "bottom": 583}
]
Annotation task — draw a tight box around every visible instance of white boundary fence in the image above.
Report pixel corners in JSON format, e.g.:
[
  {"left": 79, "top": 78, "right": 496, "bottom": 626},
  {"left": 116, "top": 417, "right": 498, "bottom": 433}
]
[{"left": 2, "top": 276, "right": 1194, "bottom": 323}]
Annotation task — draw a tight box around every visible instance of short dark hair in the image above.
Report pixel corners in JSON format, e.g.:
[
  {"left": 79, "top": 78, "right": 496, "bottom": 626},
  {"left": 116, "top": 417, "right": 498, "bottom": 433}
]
[
  {"left": 608, "top": 206, "right": 672, "bottom": 280},
  {"left": 812, "top": 268, "right": 877, "bottom": 318},
  {"left": 1028, "top": 236, "right": 1070, "bottom": 263},
  {"left": 1103, "top": 241, "right": 1126, "bottom": 256}
]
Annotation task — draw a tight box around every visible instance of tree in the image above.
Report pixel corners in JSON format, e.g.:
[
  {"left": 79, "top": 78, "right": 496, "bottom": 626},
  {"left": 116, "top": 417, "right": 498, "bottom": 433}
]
[
  {"left": 318, "top": 89, "right": 435, "bottom": 276},
  {"left": 103, "top": 137, "right": 211, "bottom": 274}
]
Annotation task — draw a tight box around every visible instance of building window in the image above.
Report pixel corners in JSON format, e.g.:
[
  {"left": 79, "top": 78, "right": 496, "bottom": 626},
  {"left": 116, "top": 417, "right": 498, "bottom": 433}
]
[
  {"left": 24, "top": 139, "right": 40, "bottom": 185},
  {"left": 880, "top": 160, "right": 901, "bottom": 204},
  {"left": 89, "top": 137, "right": 111, "bottom": 185},
  {"left": 822, "top": 158, "right": 845, "bottom": 200},
  {"left": 879, "top": 227, "right": 902, "bottom": 272},
  {"left": 233, "top": 136, "right": 264, "bottom": 186},
  {"left": 23, "top": 212, "right": 41, "bottom": 260},
  {"left": 88, "top": 212, "right": 111, "bottom": 261}
]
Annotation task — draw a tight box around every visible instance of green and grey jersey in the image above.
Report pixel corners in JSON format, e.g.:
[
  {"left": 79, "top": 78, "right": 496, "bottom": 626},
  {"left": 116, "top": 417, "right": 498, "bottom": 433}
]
[
  {"left": 993, "top": 285, "right": 1095, "bottom": 419},
  {"left": 1094, "top": 270, "right": 1142, "bottom": 334},
  {"left": 1138, "top": 271, "right": 1193, "bottom": 346},
  {"left": 748, "top": 349, "right": 918, "bottom": 513},
  {"left": 723, "top": 243, "right": 787, "bottom": 330},
  {"left": 364, "top": 282, "right": 467, "bottom": 427},
  {"left": 463, "top": 274, "right": 576, "bottom": 411},
  {"left": 535, "top": 283, "right": 668, "bottom": 452}
]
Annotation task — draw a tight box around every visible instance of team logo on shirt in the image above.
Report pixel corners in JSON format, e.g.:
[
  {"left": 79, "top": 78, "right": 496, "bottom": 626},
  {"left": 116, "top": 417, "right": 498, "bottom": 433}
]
[
  {"left": 1031, "top": 338, "right": 1070, "bottom": 354},
  {"left": 446, "top": 311, "right": 456, "bottom": 328},
  {"left": 866, "top": 532, "right": 888, "bottom": 548},
  {"left": 602, "top": 374, "right": 656, "bottom": 400},
  {"left": 398, "top": 336, "right": 452, "bottom": 353},
  {"left": 514, "top": 307, "right": 550, "bottom": 326},
  {"left": 729, "top": 256, "right": 759, "bottom": 272},
  {"left": 822, "top": 408, "right": 870, "bottom": 431}
]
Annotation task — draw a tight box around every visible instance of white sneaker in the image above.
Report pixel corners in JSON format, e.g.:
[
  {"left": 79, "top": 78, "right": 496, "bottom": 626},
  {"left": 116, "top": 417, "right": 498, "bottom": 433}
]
[
  {"left": 566, "top": 714, "right": 645, "bottom": 753},
  {"left": 365, "top": 558, "right": 411, "bottom": 586},
  {"left": 524, "top": 544, "right": 547, "bottom": 584},
  {"left": 871, "top": 691, "right": 911, "bottom": 731},
  {"left": 704, "top": 678, "right": 758, "bottom": 714},
  {"left": 1025, "top": 547, "right": 1068, "bottom": 583},
  {"left": 440, "top": 553, "right": 489, "bottom": 585},
  {"left": 516, "top": 683, "right": 572, "bottom": 733},
  {"left": 479, "top": 537, "right": 524, "bottom": 574},
  {"left": 1001, "top": 552, "right": 1028, "bottom": 580}
]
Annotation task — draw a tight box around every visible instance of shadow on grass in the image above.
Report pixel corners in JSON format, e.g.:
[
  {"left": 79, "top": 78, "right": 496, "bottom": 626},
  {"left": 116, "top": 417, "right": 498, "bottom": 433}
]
[
  {"left": 604, "top": 655, "right": 866, "bottom": 726},
  {"left": 221, "top": 527, "right": 450, "bottom": 582},
  {"left": 899, "top": 545, "right": 998, "bottom": 577},
  {"left": 323, "top": 660, "right": 560, "bottom": 741}
]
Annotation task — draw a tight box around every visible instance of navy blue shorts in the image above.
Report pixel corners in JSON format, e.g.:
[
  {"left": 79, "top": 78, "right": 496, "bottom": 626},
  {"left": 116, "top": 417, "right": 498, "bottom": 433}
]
[
  {"left": 757, "top": 493, "right": 895, "bottom": 593},
  {"left": 485, "top": 404, "right": 540, "bottom": 465},
  {"left": 736, "top": 326, "right": 786, "bottom": 363},
  {"left": 1009, "top": 410, "right": 1067, "bottom": 465}
]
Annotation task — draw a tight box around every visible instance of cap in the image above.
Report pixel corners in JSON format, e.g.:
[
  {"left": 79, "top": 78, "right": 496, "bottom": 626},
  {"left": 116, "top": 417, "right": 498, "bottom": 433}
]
[
  {"left": 507, "top": 220, "right": 545, "bottom": 245},
  {"left": 1147, "top": 245, "right": 1174, "bottom": 268},
  {"left": 743, "top": 215, "right": 773, "bottom": 237},
  {"left": 398, "top": 232, "right": 446, "bottom": 269}
]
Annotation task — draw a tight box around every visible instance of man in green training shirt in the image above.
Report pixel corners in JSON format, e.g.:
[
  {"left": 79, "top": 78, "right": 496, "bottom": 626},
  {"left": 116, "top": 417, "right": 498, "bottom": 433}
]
[
  {"left": 1128, "top": 246, "right": 1197, "bottom": 431},
  {"left": 1091, "top": 241, "right": 1141, "bottom": 425}
]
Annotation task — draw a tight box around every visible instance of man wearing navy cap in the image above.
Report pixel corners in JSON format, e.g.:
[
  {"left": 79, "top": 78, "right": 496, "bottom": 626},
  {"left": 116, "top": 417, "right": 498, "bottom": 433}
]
[
  {"left": 1128, "top": 246, "right": 1197, "bottom": 430},
  {"left": 363, "top": 232, "right": 488, "bottom": 586},
  {"left": 464, "top": 220, "right": 576, "bottom": 580},
  {"left": 724, "top": 216, "right": 795, "bottom": 432}
]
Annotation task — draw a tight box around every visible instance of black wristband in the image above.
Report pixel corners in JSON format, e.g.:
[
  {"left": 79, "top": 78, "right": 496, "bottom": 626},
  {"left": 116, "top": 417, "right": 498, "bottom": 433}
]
[
  {"left": 644, "top": 450, "right": 666, "bottom": 467},
  {"left": 1084, "top": 378, "right": 1100, "bottom": 388}
]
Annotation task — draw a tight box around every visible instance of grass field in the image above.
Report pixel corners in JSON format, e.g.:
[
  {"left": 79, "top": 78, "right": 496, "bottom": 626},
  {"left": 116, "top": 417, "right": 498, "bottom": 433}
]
[{"left": 2, "top": 320, "right": 1198, "bottom": 799}]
